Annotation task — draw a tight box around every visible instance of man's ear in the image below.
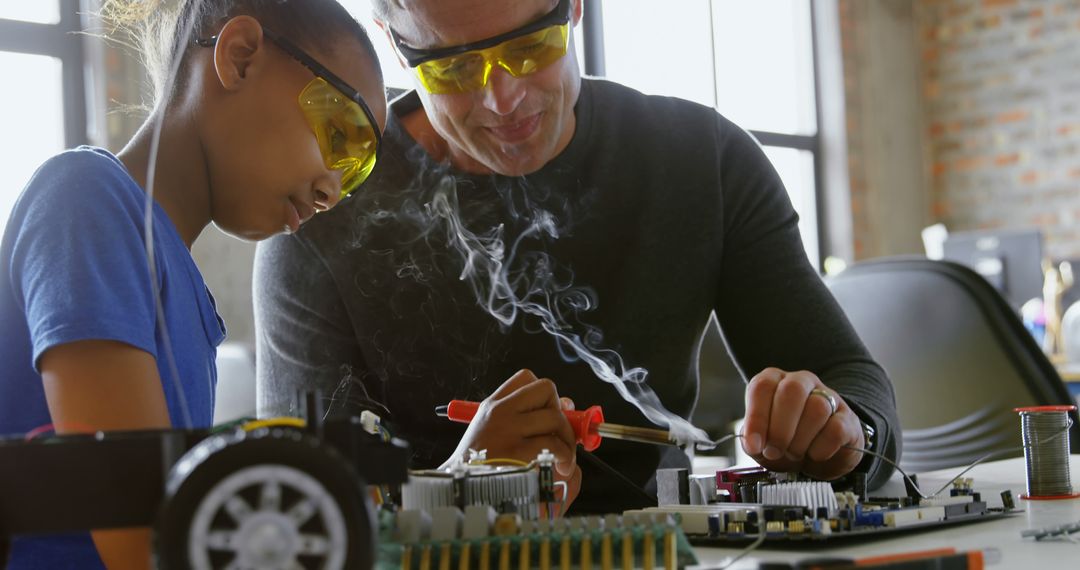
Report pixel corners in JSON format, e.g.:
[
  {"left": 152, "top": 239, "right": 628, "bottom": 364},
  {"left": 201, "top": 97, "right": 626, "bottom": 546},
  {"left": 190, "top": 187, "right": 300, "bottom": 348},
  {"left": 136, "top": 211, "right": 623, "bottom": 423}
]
[
  {"left": 213, "top": 15, "right": 265, "bottom": 90},
  {"left": 373, "top": 18, "right": 409, "bottom": 70},
  {"left": 572, "top": 0, "right": 583, "bottom": 27}
]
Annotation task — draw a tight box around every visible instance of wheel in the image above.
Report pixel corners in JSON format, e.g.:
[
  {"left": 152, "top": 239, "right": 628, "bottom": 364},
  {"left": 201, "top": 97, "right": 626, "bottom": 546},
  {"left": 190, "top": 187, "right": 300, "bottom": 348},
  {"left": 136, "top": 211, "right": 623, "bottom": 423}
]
[{"left": 154, "top": 427, "right": 375, "bottom": 570}]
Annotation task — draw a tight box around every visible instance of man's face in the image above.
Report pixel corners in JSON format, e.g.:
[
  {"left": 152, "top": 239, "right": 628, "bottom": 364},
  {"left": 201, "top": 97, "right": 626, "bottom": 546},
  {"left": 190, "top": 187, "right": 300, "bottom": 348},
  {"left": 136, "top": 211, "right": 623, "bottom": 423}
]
[{"left": 385, "top": 0, "right": 583, "bottom": 176}]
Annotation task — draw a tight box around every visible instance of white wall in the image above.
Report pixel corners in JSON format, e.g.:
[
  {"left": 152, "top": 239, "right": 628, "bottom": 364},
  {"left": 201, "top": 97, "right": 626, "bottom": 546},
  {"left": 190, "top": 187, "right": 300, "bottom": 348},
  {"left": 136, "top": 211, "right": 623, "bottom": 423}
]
[{"left": 191, "top": 227, "right": 257, "bottom": 349}]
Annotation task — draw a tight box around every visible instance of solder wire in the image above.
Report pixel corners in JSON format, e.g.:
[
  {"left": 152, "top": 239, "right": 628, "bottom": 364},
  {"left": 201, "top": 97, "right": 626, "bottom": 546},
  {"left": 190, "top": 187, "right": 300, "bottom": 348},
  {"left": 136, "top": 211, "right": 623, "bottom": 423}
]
[
  {"left": 1019, "top": 409, "right": 1074, "bottom": 498},
  {"left": 571, "top": 423, "right": 1072, "bottom": 569},
  {"left": 843, "top": 418, "right": 1074, "bottom": 500},
  {"left": 698, "top": 421, "right": 1072, "bottom": 502},
  {"left": 709, "top": 506, "right": 765, "bottom": 570}
]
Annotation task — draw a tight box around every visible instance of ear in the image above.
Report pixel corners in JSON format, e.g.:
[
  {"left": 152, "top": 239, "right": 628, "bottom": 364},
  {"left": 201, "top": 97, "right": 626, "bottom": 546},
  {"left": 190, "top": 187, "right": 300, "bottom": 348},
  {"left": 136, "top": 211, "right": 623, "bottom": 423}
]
[
  {"left": 572, "top": 0, "right": 583, "bottom": 27},
  {"left": 213, "top": 15, "right": 266, "bottom": 91},
  {"left": 373, "top": 17, "right": 409, "bottom": 70}
]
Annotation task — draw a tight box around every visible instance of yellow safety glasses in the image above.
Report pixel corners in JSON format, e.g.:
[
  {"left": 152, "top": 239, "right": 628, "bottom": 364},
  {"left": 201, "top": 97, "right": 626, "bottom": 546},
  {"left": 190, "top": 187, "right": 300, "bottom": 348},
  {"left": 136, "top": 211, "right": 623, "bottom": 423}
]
[
  {"left": 391, "top": 0, "right": 573, "bottom": 95},
  {"left": 197, "top": 27, "right": 382, "bottom": 200},
  {"left": 296, "top": 76, "right": 379, "bottom": 199}
]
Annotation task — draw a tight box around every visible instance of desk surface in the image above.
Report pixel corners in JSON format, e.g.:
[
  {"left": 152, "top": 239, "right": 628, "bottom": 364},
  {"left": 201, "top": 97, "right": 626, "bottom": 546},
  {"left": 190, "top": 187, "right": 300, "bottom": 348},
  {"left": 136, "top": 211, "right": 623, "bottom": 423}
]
[{"left": 692, "top": 455, "right": 1080, "bottom": 568}]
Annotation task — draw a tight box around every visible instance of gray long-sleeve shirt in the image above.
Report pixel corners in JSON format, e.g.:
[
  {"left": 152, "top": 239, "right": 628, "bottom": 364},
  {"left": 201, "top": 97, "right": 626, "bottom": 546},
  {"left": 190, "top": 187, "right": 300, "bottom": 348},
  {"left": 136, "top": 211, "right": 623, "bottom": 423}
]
[{"left": 254, "top": 79, "right": 900, "bottom": 513}]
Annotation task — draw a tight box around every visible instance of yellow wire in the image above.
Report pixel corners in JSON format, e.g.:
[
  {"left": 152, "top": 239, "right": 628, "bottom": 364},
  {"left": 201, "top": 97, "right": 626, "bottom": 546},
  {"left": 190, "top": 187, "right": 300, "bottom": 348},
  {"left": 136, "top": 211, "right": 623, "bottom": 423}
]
[
  {"left": 476, "top": 458, "right": 531, "bottom": 467},
  {"left": 242, "top": 417, "right": 307, "bottom": 431}
]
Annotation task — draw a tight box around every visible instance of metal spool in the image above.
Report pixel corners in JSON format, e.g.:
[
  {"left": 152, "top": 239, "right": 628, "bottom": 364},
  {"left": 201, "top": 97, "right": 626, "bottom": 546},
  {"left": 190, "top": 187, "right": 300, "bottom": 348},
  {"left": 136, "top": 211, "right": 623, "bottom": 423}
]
[{"left": 1015, "top": 405, "right": 1080, "bottom": 500}]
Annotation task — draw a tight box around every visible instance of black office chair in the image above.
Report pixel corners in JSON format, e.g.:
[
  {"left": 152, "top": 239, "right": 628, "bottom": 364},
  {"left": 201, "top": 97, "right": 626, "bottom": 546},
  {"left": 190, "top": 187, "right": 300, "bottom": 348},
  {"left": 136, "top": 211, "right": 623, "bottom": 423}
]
[{"left": 826, "top": 256, "right": 1080, "bottom": 473}]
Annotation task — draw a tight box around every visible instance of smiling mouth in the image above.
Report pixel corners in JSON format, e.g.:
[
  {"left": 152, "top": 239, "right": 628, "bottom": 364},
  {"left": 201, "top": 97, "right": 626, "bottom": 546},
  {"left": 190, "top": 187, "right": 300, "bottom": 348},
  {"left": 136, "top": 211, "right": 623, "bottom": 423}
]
[
  {"left": 290, "top": 197, "right": 315, "bottom": 224},
  {"left": 284, "top": 198, "right": 311, "bottom": 234},
  {"left": 485, "top": 113, "right": 542, "bottom": 143}
]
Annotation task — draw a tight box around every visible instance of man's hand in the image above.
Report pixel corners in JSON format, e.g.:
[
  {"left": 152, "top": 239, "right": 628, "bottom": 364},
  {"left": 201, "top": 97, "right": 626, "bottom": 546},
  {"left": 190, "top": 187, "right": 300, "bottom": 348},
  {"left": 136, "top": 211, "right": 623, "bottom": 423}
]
[
  {"left": 741, "top": 368, "right": 865, "bottom": 480},
  {"left": 443, "top": 369, "right": 581, "bottom": 508}
]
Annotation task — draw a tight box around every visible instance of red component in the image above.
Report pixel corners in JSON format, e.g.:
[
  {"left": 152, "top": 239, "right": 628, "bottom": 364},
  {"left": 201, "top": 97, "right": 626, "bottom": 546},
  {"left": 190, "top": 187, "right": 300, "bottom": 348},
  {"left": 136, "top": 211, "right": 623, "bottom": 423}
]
[
  {"left": 1014, "top": 405, "right": 1077, "bottom": 413},
  {"left": 715, "top": 466, "right": 771, "bottom": 502},
  {"left": 716, "top": 466, "right": 771, "bottom": 483},
  {"left": 1020, "top": 492, "right": 1080, "bottom": 500},
  {"left": 444, "top": 400, "right": 606, "bottom": 451}
]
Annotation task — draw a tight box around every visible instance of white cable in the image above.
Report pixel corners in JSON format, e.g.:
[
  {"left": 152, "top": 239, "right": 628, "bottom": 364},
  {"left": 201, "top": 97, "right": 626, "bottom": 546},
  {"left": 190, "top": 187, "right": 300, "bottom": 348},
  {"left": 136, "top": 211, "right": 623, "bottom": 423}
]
[
  {"left": 143, "top": 0, "right": 206, "bottom": 430},
  {"left": 713, "top": 506, "right": 765, "bottom": 570}
]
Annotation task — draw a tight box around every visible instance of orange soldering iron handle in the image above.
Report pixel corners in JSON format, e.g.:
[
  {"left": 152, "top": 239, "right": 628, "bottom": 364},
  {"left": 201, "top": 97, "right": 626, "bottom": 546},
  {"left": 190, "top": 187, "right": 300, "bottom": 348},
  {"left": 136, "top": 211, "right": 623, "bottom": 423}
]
[{"left": 444, "top": 400, "right": 606, "bottom": 451}]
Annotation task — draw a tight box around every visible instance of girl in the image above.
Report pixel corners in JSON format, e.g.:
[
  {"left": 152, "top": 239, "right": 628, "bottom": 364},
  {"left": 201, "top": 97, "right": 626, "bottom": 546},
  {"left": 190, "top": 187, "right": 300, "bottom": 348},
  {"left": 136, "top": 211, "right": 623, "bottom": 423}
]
[{"left": 0, "top": 0, "right": 386, "bottom": 567}]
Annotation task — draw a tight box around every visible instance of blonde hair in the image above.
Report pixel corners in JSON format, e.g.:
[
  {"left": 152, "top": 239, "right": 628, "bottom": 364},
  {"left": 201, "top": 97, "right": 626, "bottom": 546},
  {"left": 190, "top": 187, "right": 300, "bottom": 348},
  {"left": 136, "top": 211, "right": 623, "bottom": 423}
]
[{"left": 100, "top": 0, "right": 381, "bottom": 108}]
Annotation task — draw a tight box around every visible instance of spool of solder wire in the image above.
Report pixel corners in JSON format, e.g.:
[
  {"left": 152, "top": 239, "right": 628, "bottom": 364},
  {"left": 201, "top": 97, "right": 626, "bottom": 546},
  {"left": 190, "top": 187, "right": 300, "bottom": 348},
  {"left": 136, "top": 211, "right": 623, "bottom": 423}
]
[{"left": 1015, "top": 405, "right": 1080, "bottom": 500}]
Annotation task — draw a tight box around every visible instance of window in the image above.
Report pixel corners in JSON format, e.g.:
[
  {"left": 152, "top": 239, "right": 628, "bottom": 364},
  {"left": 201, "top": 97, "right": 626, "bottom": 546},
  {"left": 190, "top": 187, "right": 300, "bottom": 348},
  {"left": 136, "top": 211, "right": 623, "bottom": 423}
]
[
  {"left": 0, "top": 53, "right": 65, "bottom": 225},
  {"left": 597, "top": 0, "right": 821, "bottom": 266},
  {"left": 0, "top": 3, "right": 60, "bottom": 25},
  {"left": 0, "top": 0, "right": 86, "bottom": 234},
  {"left": 339, "top": 0, "right": 414, "bottom": 90}
]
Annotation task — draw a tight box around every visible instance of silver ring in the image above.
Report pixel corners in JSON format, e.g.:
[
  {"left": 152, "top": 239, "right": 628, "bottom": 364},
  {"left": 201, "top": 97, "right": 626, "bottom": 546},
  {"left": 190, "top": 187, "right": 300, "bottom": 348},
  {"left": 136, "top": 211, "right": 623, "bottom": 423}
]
[{"left": 810, "top": 388, "right": 838, "bottom": 417}]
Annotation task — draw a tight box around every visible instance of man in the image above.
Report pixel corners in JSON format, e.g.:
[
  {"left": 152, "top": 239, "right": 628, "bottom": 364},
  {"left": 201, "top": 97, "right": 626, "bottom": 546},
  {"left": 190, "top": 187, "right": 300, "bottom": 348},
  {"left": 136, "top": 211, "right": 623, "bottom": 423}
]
[{"left": 254, "top": 0, "right": 901, "bottom": 513}]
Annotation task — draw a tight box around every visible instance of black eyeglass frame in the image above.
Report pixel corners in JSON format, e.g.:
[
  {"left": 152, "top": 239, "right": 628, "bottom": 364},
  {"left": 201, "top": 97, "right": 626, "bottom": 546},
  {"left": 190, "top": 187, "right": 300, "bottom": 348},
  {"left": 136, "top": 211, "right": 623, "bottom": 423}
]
[
  {"left": 195, "top": 26, "right": 383, "bottom": 160},
  {"left": 389, "top": 0, "right": 572, "bottom": 68}
]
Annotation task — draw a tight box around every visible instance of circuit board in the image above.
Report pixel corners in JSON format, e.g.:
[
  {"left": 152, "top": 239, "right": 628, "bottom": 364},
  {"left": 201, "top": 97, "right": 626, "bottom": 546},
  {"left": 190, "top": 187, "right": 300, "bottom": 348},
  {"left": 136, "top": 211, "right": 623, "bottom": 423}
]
[
  {"left": 641, "top": 502, "right": 1017, "bottom": 546},
  {"left": 382, "top": 453, "right": 703, "bottom": 569},
  {"left": 638, "top": 466, "right": 1020, "bottom": 546},
  {"left": 380, "top": 508, "right": 699, "bottom": 570}
]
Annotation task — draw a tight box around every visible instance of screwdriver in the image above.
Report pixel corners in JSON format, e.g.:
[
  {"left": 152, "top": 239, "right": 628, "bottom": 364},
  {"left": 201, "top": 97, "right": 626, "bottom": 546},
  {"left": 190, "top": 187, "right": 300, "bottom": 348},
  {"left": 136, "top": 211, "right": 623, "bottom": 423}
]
[{"left": 434, "top": 400, "right": 674, "bottom": 451}]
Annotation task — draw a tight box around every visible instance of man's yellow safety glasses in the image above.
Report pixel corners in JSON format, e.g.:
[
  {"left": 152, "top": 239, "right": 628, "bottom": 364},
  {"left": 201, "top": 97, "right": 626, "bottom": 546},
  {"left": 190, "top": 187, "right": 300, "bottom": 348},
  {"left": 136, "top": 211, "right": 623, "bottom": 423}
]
[{"left": 390, "top": 0, "right": 573, "bottom": 95}]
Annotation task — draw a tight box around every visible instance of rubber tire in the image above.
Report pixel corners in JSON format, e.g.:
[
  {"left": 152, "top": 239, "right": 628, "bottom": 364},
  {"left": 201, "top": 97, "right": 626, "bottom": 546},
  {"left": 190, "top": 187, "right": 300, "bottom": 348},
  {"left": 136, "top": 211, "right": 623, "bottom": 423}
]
[{"left": 154, "top": 427, "right": 375, "bottom": 570}]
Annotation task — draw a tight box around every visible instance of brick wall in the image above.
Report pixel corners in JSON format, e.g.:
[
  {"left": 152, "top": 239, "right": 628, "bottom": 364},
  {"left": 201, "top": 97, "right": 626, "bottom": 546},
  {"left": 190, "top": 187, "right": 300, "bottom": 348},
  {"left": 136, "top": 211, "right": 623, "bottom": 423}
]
[
  {"left": 837, "top": 0, "right": 928, "bottom": 260},
  {"left": 839, "top": 0, "right": 874, "bottom": 260},
  {"left": 919, "top": 0, "right": 1080, "bottom": 260},
  {"left": 916, "top": 0, "right": 1080, "bottom": 260}
]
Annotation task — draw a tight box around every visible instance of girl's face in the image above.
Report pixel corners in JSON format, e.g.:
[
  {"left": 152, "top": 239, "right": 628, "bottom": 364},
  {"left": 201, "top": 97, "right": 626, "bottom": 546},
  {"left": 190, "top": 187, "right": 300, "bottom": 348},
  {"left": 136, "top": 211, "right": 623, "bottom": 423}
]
[{"left": 201, "top": 25, "right": 387, "bottom": 241}]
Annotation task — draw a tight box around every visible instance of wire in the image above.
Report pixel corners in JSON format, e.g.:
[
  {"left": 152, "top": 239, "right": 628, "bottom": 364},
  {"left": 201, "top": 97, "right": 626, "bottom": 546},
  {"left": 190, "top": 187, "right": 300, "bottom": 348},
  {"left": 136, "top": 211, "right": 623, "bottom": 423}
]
[
  {"left": 577, "top": 449, "right": 658, "bottom": 506},
  {"left": 694, "top": 432, "right": 743, "bottom": 450},
  {"left": 1019, "top": 410, "right": 1074, "bottom": 497},
  {"left": 841, "top": 419, "right": 1074, "bottom": 499},
  {"left": 23, "top": 422, "right": 98, "bottom": 441},
  {"left": 241, "top": 417, "right": 307, "bottom": 431},
  {"left": 475, "top": 458, "right": 532, "bottom": 467},
  {"left": 702, "top": 422, "right": 1072, "bottom": 500},
  {"left": 709, "top": 506, "right": 766, "bottom": 570},
  {"left": 553, "top": 480, "right": 569, "bottom": 518},
  {"left": 143, "top": 0, "right": 207, "bottom": 431},
  {"left": 210, "top": 416, "right": 255, "bottom": 432}
]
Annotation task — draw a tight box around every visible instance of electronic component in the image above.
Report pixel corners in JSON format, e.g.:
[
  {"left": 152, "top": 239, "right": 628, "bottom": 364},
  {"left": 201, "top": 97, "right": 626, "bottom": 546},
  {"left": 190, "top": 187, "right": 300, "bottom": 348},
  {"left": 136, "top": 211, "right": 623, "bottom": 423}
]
[
  {"left": 380, "top": 509, "right": 698, "bottom": 570},
  {"left": 402, "top": 449, "right": 565, "bottom": 521},
  {"left": 643, "top": 466, "right": 1017, "bottom": 545},
  {"left": 385, "top": 450, "right": 700, "bottom": 569},
  {"left": 404, "top": 462, "right": 542, "bottom": 519}
]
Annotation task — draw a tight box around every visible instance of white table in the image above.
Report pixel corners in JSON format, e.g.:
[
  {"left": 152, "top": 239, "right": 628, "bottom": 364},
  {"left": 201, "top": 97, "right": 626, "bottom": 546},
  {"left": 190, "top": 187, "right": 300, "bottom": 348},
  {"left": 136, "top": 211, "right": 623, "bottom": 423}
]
[{"left": 691, "top": 455, "right": 1080, "bottom": 568}]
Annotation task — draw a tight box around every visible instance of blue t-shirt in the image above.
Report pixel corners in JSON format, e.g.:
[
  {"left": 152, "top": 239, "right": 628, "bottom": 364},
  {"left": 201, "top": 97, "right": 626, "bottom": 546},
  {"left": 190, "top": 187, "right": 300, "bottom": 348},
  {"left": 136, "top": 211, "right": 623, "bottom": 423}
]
[{"left": 0, "top": 147, "right": 226, "bottom": 568}]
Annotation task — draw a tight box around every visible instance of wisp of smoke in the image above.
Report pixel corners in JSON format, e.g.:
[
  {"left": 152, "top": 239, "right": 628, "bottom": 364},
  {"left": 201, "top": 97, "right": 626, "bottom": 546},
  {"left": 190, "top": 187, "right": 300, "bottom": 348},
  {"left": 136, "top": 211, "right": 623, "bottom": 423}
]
[{"left": 408, "top": 173, "right": 715, "bottom": 448}]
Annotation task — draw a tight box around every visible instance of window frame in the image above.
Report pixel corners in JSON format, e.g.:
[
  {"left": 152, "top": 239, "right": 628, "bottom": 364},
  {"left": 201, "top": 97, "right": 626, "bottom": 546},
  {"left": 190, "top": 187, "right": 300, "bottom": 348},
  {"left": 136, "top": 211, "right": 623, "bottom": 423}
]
[
  {"left": 580, "top": 0, "right": 831, "bottom": 270},
  {"left": 0, "top": 0, "right": 87, "bottom": 148}
]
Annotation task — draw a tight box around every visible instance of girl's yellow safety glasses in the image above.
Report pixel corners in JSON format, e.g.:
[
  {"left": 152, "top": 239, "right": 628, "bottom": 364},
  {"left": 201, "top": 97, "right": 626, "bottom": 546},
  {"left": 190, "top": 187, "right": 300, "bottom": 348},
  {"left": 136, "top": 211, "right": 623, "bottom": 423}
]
[{"left": 197, "top": 27, "right": 382, "bottom": 199}]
